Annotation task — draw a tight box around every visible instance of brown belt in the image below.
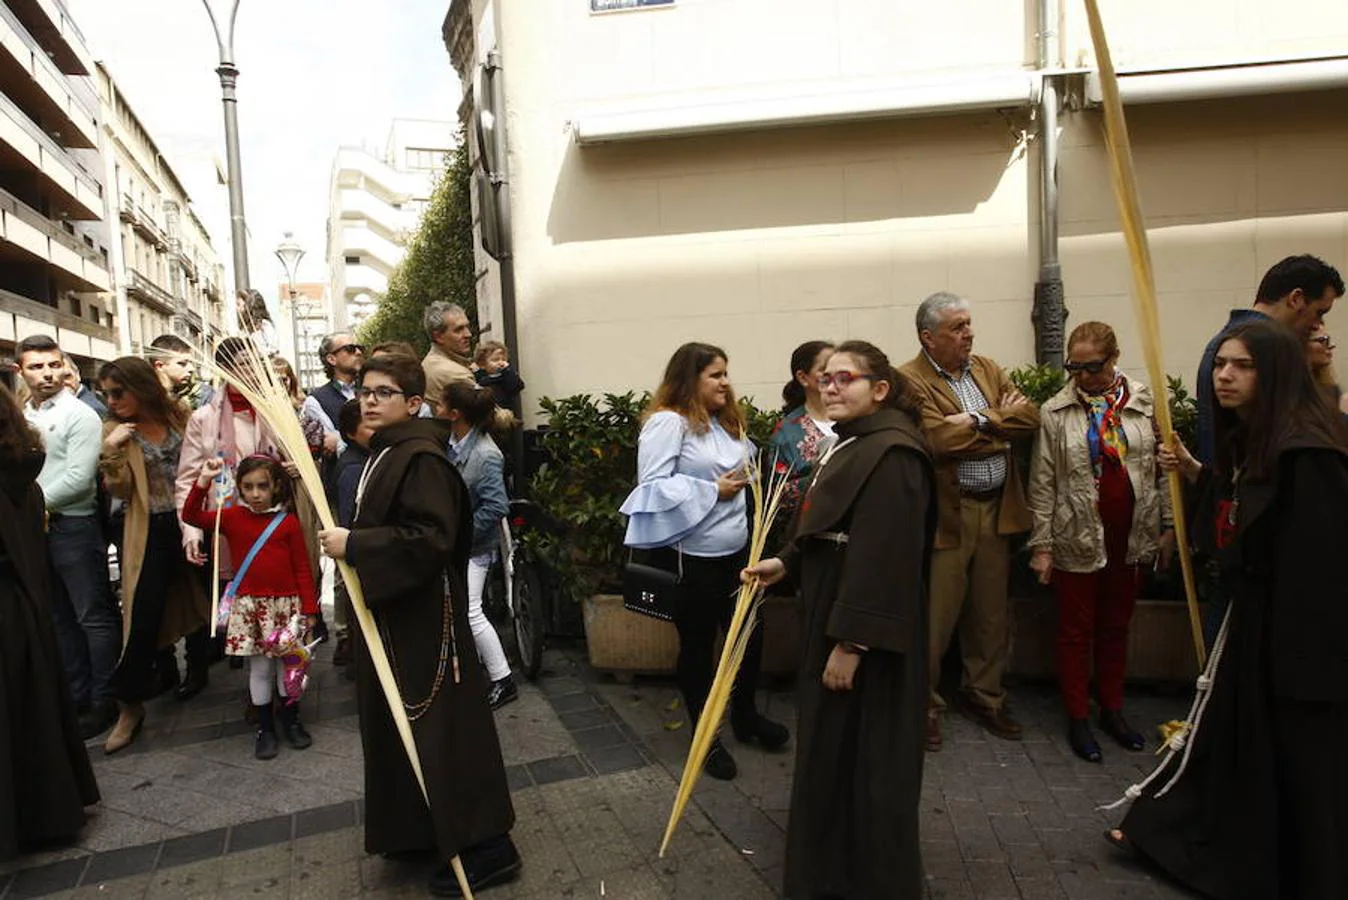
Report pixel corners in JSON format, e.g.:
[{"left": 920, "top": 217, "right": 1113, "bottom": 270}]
[{"left": 960, "top": 487, "right": 1001, "bottom": 503}]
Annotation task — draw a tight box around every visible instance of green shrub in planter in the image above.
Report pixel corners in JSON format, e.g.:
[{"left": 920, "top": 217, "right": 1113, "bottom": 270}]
[{"left": 529, "top": 392, "right": 781, "bottom": 606}]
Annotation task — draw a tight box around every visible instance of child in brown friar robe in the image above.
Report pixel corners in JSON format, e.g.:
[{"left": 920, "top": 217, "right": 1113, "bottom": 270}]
[{"left": 319, "top": 354, "right": 518, "bottom": 898}]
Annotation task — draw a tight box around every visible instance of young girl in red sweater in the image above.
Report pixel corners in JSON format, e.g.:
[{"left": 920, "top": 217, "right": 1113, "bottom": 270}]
[{"left": 184, "top": 454, "right": 318, "bottom": 760}]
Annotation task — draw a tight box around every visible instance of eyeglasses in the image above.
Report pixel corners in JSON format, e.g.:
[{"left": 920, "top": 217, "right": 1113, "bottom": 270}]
[
  {"left": 818, "top": 371, "right": 880, "bottom": 390},
  {"left": 1064, "top": 359, "right": 1110, "bottom": 374},
  {"left": 356, "top": 386, "right": 405, "bottom": 403},
  {"left": 336, "top": 343, "right": 365, "bottom": 355},
  {"left": 1310, "top": 335, "right": 1336, "bottom": 350}
]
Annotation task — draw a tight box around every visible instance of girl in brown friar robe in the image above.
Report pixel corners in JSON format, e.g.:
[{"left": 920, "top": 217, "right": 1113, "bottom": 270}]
[
  {"left": 747, "top": 341, "right": 936, "bottom": 900},
  {"left": 319, "top": 354, "right": 517, "bottom": 898},
  {"left": 0, "top": 385, "right": 100, "bottom": 860}
]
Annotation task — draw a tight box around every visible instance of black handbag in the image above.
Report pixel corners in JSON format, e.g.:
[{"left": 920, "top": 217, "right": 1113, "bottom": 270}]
[{"left": 623, "top": 546, "right": 682, "bottom": 621}]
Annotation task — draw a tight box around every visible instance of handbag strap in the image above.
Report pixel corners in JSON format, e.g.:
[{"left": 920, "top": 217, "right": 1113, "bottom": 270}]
[{"left": 224, "top": 511, "right": 288, "bottom": 596}]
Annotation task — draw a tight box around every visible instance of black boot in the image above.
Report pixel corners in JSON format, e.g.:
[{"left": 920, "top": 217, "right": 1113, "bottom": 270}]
[
  {"left": 730, "top": 709, "right": 790, "bottom": 750},
  {"left": 486, "top": 676, "right": 518, "bottom": 711},
  {"left": 279, "top": 702, "right": 312, "bottom": 750},
  {"left": 254, "top": 704, "right": 279, "bottom": 760},
  {"left": 703, "top": 739, "right": 738, "bottom": 781},
  {"left": 1068, "top": 717, "right": 1103, "bottom": 763},
  {"left": 428, "top": 835, "right": 521, "bottom": 897},
  {"left": 1099, "top": 709, "right": 1145, "bottom": 751},
  {"left": 175, "top": 662, "right": 208, "bottom": 702}
]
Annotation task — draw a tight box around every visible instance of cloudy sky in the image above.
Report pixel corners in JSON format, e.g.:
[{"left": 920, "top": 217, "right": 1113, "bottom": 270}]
[{"left": 69, "top": 0, "right": 460, "bottom": 300}]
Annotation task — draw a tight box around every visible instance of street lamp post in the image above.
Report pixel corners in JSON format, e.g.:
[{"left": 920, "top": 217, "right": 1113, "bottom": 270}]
[
  {"left": 275, "top": 232, "right": 305, "bottom": 373},
  {"left": 202, "top": 0, "right": 250, "bottom": 294}
]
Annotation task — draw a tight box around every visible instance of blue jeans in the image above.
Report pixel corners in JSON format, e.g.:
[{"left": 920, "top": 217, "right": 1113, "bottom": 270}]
[{"left": 47, "top": 514, "right": 122, "bottom": 707}]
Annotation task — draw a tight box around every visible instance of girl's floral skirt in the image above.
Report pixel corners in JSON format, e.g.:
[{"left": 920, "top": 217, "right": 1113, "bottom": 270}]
[{"left": 224, "top": 594, "right": 302, "bottom": 657}]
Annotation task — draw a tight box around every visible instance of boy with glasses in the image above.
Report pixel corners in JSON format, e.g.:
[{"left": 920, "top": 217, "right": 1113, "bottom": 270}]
[{"left": 319, "top": 354, "right": 518, "bottom": 897}]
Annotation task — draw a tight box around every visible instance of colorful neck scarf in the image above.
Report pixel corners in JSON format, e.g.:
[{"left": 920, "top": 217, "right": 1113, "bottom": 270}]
[{"left": 1081, "top": 375, "right": 1128, "bottom": 476}]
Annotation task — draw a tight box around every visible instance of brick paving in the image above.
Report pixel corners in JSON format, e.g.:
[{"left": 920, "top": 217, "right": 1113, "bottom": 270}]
[{"left": 0, "top": 638, "right": 1202, "bottom": 899}]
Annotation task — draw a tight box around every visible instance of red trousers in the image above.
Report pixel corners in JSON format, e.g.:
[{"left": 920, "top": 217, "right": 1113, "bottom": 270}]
[{"left": 1053, "top": 458, "right": 1139, "bottom": 719}]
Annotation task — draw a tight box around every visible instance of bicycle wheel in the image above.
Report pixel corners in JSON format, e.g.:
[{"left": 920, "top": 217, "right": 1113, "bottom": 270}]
[{"left": 511, "top": 556, "right": 547, "bottom": 680}]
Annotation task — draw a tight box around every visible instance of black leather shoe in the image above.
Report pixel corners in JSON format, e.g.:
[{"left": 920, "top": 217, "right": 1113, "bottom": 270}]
[
  {"left": 1099, "top": 710, "right": 1145, "bottom": 751},
  {"left": 704, "top": 739, "right": 738, "bottom": 781},
  {"left": 428, "top": 836, "right": 521, "bottom": 897},
  {"left": 331, "top": 633, "right": 352, "bottom": 666},
  {"left": 731, "top": 711, "right": 789, "bottom": 750},
  {"left": 312, "top": 614, "right": 330, "bottom": 644},
  {"left": 487, "top": 676, "right": 518, "bottom": 711},
  {"left": 174, "top": 668, "right": 208, "bottom": 702},
  {"left": 1068, "top": 718, "right": 1103, "bottom": 763}
]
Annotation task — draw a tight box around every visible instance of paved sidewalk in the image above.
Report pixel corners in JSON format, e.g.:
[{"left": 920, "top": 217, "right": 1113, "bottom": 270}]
[{"left": 1, "top": 639, "right": 1199, "bottom": 899}]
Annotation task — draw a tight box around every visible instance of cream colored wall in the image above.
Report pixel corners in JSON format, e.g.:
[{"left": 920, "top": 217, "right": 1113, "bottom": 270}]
[{"left": 488, "top": 0, "right": 1348, "bottom": 416}]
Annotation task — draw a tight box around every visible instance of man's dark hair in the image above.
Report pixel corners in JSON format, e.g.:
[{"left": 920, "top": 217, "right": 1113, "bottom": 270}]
[
  {"left": 371, "top": 340, "right": 418, "bottom": 358},
  {"left": 1255, "top": 255, "right": 1345, "bottom": 306},
  {"left": 337, "top": 398, "right": 362, "bottom": 441},
  {"left": 16, "top": 334, "right": 59, "bottom": 362},
  {"left": 358, "top": 355, "right": 425, "bottom": 399},
  {"left": 149, "top": 334, "right": 192, "bottom": 355}
]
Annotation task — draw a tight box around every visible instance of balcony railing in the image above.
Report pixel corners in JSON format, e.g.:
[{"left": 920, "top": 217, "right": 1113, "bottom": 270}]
[
  {"left": 119, "top": 193, "right": 139, "bottom": 225},
  {"left": 0, "top": 1, "right": 98, "bottom": 122},
  {"left": 0, "top": 183, "right": 108, "bottom": 270},
  {"left": 0, "top": 90, "right": 100, "bottom": 196},
  {"left": 126, "top": 267, "right": 176, "bottom": 315},
  {"left": 0, "top": 285, "right": 114, "bottom": 343}
]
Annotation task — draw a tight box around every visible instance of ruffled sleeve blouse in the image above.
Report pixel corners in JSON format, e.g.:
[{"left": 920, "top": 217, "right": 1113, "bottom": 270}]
[{"left": 620, "top": 410, "right": 752, "bottom": 558}]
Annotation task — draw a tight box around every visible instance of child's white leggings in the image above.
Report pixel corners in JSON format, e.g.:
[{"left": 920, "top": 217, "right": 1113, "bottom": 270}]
[{"left": 248, "top": 655, "right": 288, "bottom": 705}]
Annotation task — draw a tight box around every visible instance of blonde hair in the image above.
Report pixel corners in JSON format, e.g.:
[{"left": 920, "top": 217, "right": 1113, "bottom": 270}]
[{"left": 474, "top": 340, "right": 509, "bottom": 367}]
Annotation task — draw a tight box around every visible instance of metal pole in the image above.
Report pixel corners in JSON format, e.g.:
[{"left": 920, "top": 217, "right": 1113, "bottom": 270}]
[
  {"left": 203, "top": 1, "right": 250, "bottom": 294},
  {"left": 1032, "top": 0, "right": 1067, "bottom": 367}
]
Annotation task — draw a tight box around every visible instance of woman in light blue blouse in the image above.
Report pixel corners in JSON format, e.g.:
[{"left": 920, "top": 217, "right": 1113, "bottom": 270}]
[{"left": 621, "top": 342, "right": 789, "bottom": 781}]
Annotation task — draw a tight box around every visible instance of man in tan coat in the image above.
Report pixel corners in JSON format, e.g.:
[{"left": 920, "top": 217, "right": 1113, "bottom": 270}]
[
  {"left": 421, "top": 301, "right": 477, "bottom": 416},
  {"left": 899, "top": 292, "right": 1040, "bottom": 751}
]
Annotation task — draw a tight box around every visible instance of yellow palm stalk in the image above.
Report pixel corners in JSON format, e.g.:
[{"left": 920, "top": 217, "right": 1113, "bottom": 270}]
[
  {"left": 191, "top": 332, "right": 474, "bottom": 898},
  {"left": 1083, "top": 0, "right": 1205, "bottom": 669},
  {"left": 659, "top": 455, "right": 793, "bottom": 857}
]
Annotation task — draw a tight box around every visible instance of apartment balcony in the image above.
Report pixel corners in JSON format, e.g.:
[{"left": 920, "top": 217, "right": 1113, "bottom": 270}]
[
  {"left": 339, "top": 223, "right": 406, "bottom": 272},
  {"left": 175, "top": 305, "right": 203, "bottom": 335},
  {"left": 0, "top": 183, "right": 108, "bottom": 291},
  {"left": 5, "top": 0, "right": 96, "bottom": 76},
  {"left": 173, "top": 246, "right": 199, "bottom": 283},
  {"left": 0, "top": 3, "right": 99, "bottom": 148},
  {"left": 0, "top": 286, "right": 116, "bottom": 360},
  {"left": 341, "top": 262, "right": 389, "bottom": 296},
  {"left": 0, "top": 91, "right": 101, "bottom": 219},
  {"left": 336, "top": 188, "right": 418, "bottom": 236},
  {"left": 125, "top": 267, "right": 176, "bottom": 316}
]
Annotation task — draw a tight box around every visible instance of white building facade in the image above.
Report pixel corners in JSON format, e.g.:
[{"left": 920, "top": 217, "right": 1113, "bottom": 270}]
[
  {"left": 326, "top": 118, "right": 456, "bottom": 329},
  {"left": 444, "top": 0, "right": 1348, "bottom": 417},
  {"left": 97, "top": 62, "right": 226, "bottom": 355},
  {"left": 0, "top": 0, "right": 115, "bottom": 368}
]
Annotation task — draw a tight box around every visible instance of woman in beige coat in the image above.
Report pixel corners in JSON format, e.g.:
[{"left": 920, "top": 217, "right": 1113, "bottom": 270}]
[
  {"left": 97, "top": 357, "right": 208, "bottom": 754},
  {"left": 1026, "top": 322, "right": 1173, "bottom": 763}
]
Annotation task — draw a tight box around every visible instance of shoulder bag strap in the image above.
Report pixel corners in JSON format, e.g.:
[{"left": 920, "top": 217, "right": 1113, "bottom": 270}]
[{"left": 224, "top": 511, "right": 288, "bottom": 597}]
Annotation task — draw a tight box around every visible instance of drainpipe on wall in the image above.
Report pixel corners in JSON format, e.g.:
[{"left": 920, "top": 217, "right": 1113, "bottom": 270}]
[{"left": 1032, "top": 0, "right": 1067, "bottom": 368}]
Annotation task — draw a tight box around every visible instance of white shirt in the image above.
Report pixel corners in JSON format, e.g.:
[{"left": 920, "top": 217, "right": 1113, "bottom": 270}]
[{"left": 24, "top": 389, "right": 102, "bottom": 516}]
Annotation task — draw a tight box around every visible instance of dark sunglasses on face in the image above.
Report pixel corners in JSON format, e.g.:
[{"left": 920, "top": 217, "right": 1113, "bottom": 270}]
[
  {"left": 818, "top": 371, "right": 880, "bottom": 390},
  {"left": 1064, "top": 359, "right": 1109, "bottom": 375},
  {"left": 337, "top": 344, "right": 365, "bottom": 355}
]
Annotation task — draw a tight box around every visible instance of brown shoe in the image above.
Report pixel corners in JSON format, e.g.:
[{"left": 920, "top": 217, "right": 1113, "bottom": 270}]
[
  {"left": 925, "top": 712, "right": 943, "bottom": 752},
  {"left": 958, "top": 698, "right": 1022, "bottom": 741},
  {"left": 103, "top": 702, "right": 145, "bottom": 755}
]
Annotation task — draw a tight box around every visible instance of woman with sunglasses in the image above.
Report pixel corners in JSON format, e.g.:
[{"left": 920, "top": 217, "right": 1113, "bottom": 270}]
[
  {"left": 97, "top": 357, "right": 208, "bottom": 753},
  {"left": 1108, "top": 319, "right": 1348, "bottom": 899},
  {"left": 1307, "top": 324, "right": 1348, "bottom": 414},
  {"left": 743, "top": 340, "right": 935, "bottom": 899},
  {"left": 1025, "top": 322, "right": 1173, "bottom": 763},
  {"left": 621, "top": 342, "right": 788, "bottom": 782}
]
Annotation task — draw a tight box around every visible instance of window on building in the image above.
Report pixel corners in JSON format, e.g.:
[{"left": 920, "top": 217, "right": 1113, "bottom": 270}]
[
  {"left": 69, "top": 297, "right": 82, "bottom": 317},
  {"left": 345, "top": 255, "right": 361, "bottom": 265},
  {"left": 404, "top": 147, "right": 447, "bottom": 171},
  {"left": 89, "top": 306, "right": 100, "bottom": 324}
]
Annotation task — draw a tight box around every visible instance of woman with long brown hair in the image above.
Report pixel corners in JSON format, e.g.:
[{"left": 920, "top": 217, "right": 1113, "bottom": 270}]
[
  {"left": 97, "top": 357, "right": 208, "bottom": 754},
  {"left": 0, "top": 382, "right": 100, "bottom": 858},
  {"left": 621, "top": 342, "right": 788, "bottom": 781},
  {"left": 744, "top": 340, "right": 936, "bottom": 898},
  {"left": 1109, "top": 319, "right": 1348, "bottom": 898}
]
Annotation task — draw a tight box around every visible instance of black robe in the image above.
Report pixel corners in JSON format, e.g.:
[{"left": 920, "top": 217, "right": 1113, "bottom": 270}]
[
  {"left": 1120, "top": 436, "right": 1348, "bottom": 899},
  {"left": 778, "top": 409, "right": 936, "bottom": 900},
  {"left": 346, "top": 418, "right": 514, "bottom": 859},
  {"left": 0, "top": 450, "right": 100, "bottom": 861}
]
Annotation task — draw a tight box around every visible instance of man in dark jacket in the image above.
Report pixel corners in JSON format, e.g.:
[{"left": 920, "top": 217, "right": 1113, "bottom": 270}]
[{"left": 318, "top": 355, "right": 518, "bottom": 898}]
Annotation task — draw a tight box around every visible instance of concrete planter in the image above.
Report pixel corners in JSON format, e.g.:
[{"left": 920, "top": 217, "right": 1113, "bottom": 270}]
[
  {"left": 1009, "top": 595, "right": 1203, "bottom": 683},
  {"left": 582, "top": 593, "right": 804, "bottom": 678}
]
